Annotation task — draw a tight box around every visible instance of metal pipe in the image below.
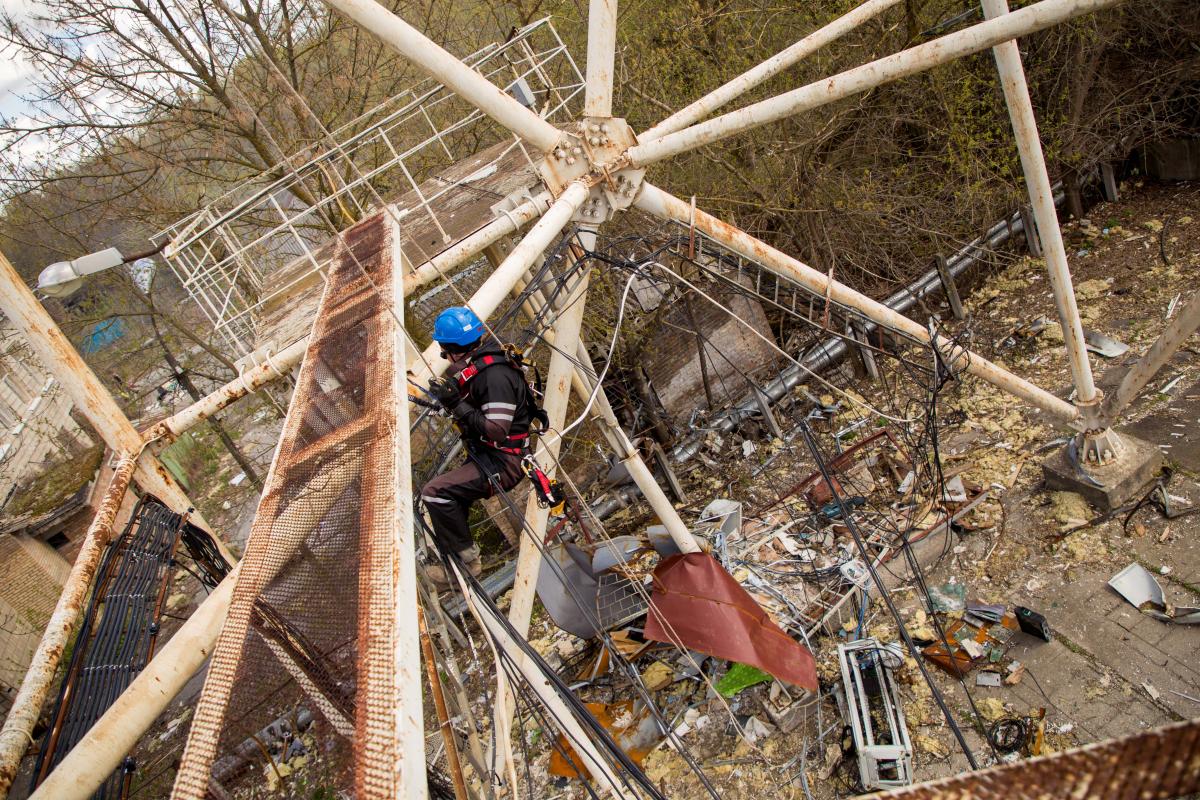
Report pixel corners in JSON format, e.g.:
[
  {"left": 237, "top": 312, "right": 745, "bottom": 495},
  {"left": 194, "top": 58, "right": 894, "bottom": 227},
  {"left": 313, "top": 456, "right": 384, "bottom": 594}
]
[
  {"left": 626, "top": 0, "right": 1126, "bottom": 168},
  {"left": 1100, "top": 290, "right": 1200, "bottom": 427},
  {"left": 317, "top": 0, "right": 562, "bottom": 152},
  {"left": 28, "top": 565, "right": 240, "bottom": 800},
  {"left": 635, "top": 182, "right": 1078, "bottom": 422},
  {"left": 410, "top": 181, "right": 591, "bottom": 385},
  {"left": 639, "top": 0, "right": 902, "bottom": 141},
  {"left": 417, "top": 605, "right": 467, "bottom": 800},
  {"left": 983, "top": 0, "right": 1095, "bottom": 403},
  {"left": 584, "top": 0, "right": 618, "bottom": 117},
  {"left": 148, "top": 195, "right": 551, "bottom": 444},
  {"left": 0, "top": 248, "right": 221, "bottom": 542},
  {"left": 389, "top": 215, "right": 427, "bottom": 799},
  {"left": 0, "top": 454, "right": 137, "bottom": 798}
]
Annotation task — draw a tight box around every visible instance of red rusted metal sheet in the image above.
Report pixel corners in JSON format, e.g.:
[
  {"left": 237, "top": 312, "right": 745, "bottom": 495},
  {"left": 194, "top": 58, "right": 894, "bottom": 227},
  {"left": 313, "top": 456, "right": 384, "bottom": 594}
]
[{"left": 643, "top": 552, "right": 818, "bottom": 691}]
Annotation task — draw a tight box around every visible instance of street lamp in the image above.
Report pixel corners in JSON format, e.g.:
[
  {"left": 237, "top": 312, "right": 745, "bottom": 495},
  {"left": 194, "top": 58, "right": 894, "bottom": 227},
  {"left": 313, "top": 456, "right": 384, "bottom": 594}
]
[{"left": 37, "top": 247, "right": 127, "bottom": 298}]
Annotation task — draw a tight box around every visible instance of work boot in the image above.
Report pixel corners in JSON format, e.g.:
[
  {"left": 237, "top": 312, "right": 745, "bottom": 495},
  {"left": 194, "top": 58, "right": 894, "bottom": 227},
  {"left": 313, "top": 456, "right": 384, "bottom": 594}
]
[{"left": 426, "top": 544, "right": 482, "bottom": 589}]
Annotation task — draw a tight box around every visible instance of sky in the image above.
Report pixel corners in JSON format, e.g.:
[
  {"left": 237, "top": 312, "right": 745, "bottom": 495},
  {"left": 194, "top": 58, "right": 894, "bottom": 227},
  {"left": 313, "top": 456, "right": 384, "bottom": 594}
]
[{"left": 0, "top": 0, "right": 39, "bottom": 122}]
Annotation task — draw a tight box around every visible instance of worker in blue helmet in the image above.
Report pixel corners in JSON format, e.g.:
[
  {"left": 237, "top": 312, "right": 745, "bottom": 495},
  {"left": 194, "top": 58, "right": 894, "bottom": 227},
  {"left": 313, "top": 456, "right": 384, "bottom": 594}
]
[{"left": 420, "top": 306, "right": 538, "bottom": 585}]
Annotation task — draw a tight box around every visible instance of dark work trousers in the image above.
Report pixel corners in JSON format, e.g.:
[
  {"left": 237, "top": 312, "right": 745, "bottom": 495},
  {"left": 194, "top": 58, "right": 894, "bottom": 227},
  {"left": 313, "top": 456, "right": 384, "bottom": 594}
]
[{"left": 420, "top": 449, "right": 523, "bottom": 554}]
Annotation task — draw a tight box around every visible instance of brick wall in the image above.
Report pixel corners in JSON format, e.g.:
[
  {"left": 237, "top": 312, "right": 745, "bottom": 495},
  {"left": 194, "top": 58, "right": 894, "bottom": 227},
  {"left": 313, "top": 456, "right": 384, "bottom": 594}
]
[{"left": 0, "top": 534, "right": 69, "bottom": 698}]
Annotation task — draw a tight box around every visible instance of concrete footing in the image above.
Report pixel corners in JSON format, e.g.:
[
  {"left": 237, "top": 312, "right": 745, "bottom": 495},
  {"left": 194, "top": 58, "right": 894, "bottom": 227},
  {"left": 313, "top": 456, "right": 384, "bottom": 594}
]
[{"left": 1042, "top": 432, "right": 1164, "bottom": 512}]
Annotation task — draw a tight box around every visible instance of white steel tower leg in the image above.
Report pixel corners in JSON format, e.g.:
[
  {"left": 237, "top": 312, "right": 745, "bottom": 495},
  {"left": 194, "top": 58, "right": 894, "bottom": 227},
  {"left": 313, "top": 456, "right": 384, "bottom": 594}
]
[
  {"left": 493, "top": 238, "right": 593, "bottom": 779},
  {"left": 625, "top": 0, "right": 1126, "bottom": 168},
  {"left": 635, "top": 182, "right": 1078, "bottom": 422},
  {"left": 585, "top": 0, "right": 618, "bottom": 117},
  {"left": 981, "top": 0, "right": 1116, "bottom": 462},
  {"left": 317, "top": 0, "right": 562, "bottom": 152},
  {"left": 640, "top": 0, "right": 902, "bottom": 141}
]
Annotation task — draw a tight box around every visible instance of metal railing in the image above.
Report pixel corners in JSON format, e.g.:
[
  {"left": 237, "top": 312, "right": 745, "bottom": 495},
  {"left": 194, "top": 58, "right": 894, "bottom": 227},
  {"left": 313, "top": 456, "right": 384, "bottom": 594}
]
[{"left": 155, "top": 18, "right": 583, "bottom": 355}]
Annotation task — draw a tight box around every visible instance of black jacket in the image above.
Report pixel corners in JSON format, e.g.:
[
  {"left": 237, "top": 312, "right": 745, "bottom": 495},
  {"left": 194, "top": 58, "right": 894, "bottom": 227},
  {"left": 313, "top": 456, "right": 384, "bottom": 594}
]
[{"left": 448, "top": 343, "right": 536, "bottom": 454}]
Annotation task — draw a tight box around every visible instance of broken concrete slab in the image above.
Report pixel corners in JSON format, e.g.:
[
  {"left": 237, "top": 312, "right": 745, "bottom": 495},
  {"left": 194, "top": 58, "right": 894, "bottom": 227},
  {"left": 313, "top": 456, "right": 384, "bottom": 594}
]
[
  {"left": 1042, "top": 432, "right": 1163, "bottom": 512},
  {"left": 1123, "top": 380, "right": 1200, "bottom": 474}
]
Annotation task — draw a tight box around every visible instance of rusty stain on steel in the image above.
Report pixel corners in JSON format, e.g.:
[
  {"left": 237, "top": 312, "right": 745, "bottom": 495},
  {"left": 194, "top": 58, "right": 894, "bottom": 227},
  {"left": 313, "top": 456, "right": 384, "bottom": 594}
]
[{"left": 0, "top": 453, "right": 138, "bottom": 797}]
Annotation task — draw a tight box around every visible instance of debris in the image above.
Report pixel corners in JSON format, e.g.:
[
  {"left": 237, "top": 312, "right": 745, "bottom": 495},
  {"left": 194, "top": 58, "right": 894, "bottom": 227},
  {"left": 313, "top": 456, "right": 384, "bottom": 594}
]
[
  {"left": 1014, "top": 606, "right": 1053, "bottom": 642},
  {"left": 838, "top": 639, "right": 913, "bottom": 789},
  {"left": 230, "top": 471, "right": 247, "bottom": 486},
  {"left": 976, "top": 671, "right": 1002, "bottom": 687},
  {"left": 1005, "top": 663, "right": 1026, "bottom": 686},
  {"left": 912, "top": 734, "right": 950, "bottom": 758},
  {"left": 1074, "top": 278, "right": 1111, "bottom": 300},
  {"left": 1049, "top": 491, "right": 1091, "bottom": 530},
  {"left": 1108, "top": 563, "right": 1200, "bottom": 624},
  {"left": 977, "top": 697, "right": 1007, "bottom": 722},
  {"left": 1083, "top": 329, "right": 1129, "bottom": 358},
  {"left": 928, "top": 582, "right": 966, "bottom": 614},
  {"left": 1143, "top": 681, "right": 1161, "bottom": 701},
  {"left": 739, "top": 715, "right": 774, "bottom": 744},
  {"left": 549, "top": 701, "right": 662, "bottom": 779},
  {"left": 1160, "top": 375, "right": 1183, "bottom": 395},
  {"left": 1169, "top": 689, "right": 1200, "bottom": 704},
  {"left": 641, "top": 661, "right": 675, "bottom": 691},
  {"left": 923, "top": 611, "right": 1019, "bottom": 676},
  {"left": 715, "top": 662, "right": 772, "bottom": 698}
]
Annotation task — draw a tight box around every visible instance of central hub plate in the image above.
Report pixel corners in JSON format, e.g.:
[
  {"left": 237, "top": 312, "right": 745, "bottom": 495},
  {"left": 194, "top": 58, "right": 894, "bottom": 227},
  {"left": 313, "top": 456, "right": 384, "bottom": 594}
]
[{"left": 539, "top": 117, "right": 645, "bottom": 224}]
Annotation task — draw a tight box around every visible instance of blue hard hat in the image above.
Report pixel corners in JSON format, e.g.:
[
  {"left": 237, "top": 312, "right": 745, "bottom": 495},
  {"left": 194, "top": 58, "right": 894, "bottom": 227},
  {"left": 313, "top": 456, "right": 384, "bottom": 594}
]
[{"left": 433, "top": 306, "right": 485, "bottom": 346}]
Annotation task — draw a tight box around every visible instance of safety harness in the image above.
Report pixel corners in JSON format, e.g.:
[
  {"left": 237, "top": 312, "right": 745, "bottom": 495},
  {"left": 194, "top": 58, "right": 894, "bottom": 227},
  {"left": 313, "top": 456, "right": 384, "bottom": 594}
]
[{"left": 454, "top": 345, "right": 563, "bottom": 509}]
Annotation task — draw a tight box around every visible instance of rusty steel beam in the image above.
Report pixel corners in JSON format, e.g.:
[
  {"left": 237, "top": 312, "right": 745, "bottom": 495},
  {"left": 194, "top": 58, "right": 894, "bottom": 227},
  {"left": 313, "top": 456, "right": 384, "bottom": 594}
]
[
  {"left": 867, "top": 718, "right": 1200, "bottom": 799},
  {"left": 0, "top": 454, "right": 137, "bottom": 798}
]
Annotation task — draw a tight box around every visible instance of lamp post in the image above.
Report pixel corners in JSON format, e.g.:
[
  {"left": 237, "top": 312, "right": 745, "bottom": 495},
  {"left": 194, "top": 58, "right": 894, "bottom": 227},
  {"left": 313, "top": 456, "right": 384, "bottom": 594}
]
[{"left": 35, "top": 246, "right": 264, "bottom": 489}]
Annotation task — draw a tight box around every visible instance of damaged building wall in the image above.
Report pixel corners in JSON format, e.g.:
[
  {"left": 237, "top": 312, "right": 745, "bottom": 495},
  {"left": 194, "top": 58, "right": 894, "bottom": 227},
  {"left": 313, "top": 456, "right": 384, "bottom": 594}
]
[
  {"left": 642, "top": 284, "right": 780, "bottom": 420},
  {"left": 0, "top": 533, "right": 69, "bottom": 706}
]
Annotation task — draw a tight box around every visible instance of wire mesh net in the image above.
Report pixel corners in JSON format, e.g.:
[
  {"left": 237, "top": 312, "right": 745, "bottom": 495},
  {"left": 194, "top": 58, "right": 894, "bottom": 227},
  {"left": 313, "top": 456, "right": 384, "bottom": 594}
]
[{"left": 172, "top": 211, "right": 405, "bottom": 799}]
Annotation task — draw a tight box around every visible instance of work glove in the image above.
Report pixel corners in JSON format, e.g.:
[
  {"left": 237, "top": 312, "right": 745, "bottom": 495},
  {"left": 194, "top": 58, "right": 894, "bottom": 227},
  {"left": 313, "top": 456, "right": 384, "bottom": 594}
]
[{"left": 427, "top": 376, "right": 460, "bottom": 411}]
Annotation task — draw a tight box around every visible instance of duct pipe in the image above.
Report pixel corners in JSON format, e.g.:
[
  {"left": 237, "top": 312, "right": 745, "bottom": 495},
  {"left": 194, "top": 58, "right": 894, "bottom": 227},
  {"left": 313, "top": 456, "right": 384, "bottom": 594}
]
[
  {"left": 626, "top": 0, "right": 1125, "bottom": 168},
  {"left": 0, "top": 454, "right": 137, "bottom": 798},
  {"left": 410, "top": 181, "right": 590, "bottom": 385},
  {"left": 584, "top": 0, "right": 618, "bottom": 117},
  {"left": 0, "top": 249, "right": 221, "bottom": 543},
  {"left": 28, "top": 565, "right": 240, "bottom": 800},
  {"left": 317, "top": 0, "right": 562, "bottom": 152},
  {"left": 635, "top": 183, "right": 1077, "bottom": 422},
  {"left": 983, "top": 0, "right": 1095, "bottom": 404},
  {"left": 1100, "top": 290, "right": 1200, "bottom": 428},
  {"left": 639, "top": 0, "right": 902, "bottom": 141},
  {"left": 148, "top": 195, "right": 550, "bottom": 444}
]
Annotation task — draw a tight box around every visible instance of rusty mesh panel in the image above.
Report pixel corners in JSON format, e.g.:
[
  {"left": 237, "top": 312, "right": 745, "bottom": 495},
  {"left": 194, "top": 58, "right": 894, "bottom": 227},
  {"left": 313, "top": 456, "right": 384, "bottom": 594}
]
[
  {"left": 172, "top": 212, "right": 402, "bottom": 799},
  {"left": 870, "top": 718, "right": 1200, "bottom": 800}
]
